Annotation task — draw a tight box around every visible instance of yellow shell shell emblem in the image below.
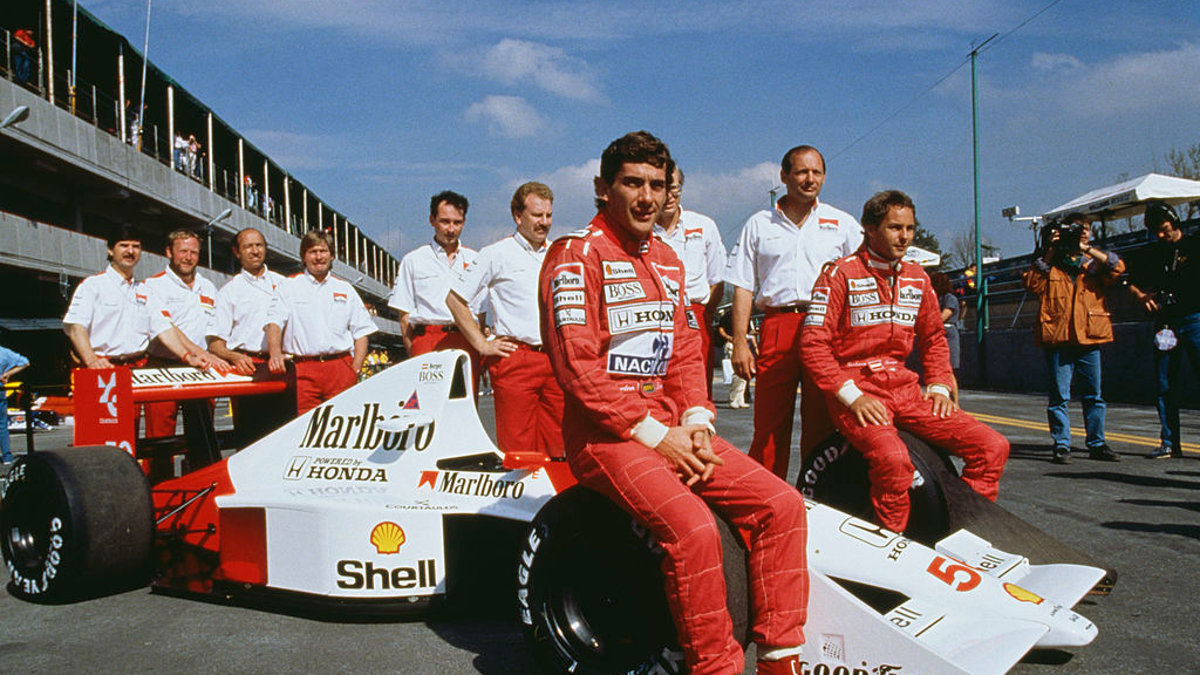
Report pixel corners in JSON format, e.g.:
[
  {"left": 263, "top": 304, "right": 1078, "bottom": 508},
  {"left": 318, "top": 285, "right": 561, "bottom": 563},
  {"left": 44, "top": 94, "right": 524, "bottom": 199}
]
[
  {"left": 1003, "top": 582, "right": 1044, "bottom": 605},
  {"left": 370, "top": 521, "right": 407, "bottom": 554}
]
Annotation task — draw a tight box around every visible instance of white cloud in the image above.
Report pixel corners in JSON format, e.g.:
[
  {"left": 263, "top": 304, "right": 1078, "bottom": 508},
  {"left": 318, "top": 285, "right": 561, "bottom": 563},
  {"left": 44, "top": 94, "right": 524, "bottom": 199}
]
[
  {"left": 682, "top": 162, "right": 781, "bottom": 231},
  {"left": 464, "top": 96, "right": 550, "bottom": 138},
  {"left": 475, "top": 39, "right": 604, "bottom": 103},
  {"left": 1031, "top": 52, "right": 1083, "bottom": 72},
  {"left": 242, "top": 129, "right": 337, "bottom": 170}
]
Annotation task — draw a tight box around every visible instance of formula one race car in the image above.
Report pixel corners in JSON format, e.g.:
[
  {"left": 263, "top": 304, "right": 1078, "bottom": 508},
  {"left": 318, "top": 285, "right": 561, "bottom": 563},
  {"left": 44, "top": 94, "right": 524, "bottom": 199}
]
[{"left": 1, "top": 351, "right": 1109, "bottom": 675}]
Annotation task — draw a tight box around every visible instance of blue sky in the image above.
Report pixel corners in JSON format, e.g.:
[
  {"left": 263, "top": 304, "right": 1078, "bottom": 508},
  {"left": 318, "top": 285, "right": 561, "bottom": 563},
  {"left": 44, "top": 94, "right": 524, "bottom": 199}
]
[{"left": 88, "top": 0, "right": 1200, "bottom": 265}]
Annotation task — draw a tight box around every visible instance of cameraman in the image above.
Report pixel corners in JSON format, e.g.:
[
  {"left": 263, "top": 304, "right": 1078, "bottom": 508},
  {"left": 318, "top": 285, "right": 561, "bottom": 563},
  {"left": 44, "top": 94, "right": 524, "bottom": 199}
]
[
  {"left": 1023, "top": 212, "right": 1125, "bottom": 464},
  {"left": 1127, "top": 202, "right": 1199, "bottom": 459}
]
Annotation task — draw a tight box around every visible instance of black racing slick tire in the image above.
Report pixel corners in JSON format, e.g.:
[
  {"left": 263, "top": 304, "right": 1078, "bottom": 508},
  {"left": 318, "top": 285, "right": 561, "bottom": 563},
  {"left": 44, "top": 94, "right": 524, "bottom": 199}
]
[
  {"left": 518, "top": 486, "right": 748, "bottom": 675},
  {"left": 2, "top": 447, "right": 154, "bottom": 601},
  {"left": 797, "top": 431, "right": 953, "bottom": 543}
]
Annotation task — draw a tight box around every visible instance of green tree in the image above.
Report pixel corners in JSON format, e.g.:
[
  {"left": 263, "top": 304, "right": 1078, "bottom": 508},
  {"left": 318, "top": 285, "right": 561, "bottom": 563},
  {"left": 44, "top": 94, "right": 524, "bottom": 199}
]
[
  {"left": 912, "top": 221, "right": 945, "bottom": 268},
  {"left": 1163, "top": 142, "right": 1200, "bottom": 218}
]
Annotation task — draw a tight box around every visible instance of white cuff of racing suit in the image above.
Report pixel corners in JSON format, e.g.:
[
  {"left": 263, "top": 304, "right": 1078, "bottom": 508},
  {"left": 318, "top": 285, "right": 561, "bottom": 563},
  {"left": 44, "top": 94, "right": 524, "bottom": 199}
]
[
  {"left": 631, "top": 414, "right": 670, "bottom": 449},
  {"left": 681, "top": 406, "right": 716, "bottom": 435},
  {"left": 836, "top": 380, "right": 865, "bottom": 407},
  {"left": 927, "top": 383, "right": 953, "bottom": 399}
]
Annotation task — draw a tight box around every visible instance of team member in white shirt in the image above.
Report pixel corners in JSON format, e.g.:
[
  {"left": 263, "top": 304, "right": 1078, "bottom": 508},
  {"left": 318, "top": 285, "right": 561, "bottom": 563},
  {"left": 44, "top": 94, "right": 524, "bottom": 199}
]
[
  {"left": 446, "top": 182, "right": 565, "bottom": 458},
  {"left": 266, "top": 230, "right": 377, "bottom": 414},
  {"left": 143, "top": 230, "right": 223, "bottom": 437},
  {"left": 208, "top": 228, "right": 286, "bottom": 443},
  {"left": 725, "top": 145, "right": 862, "bottom": 479},
  {"left": 390, "top": 190, "right": 482, "bottom": 388},
  {"left": 63, "top": 226, "right": 226, "bottom": 433},
  {"left": 654, "top": 167, "right": 726, "bottom": 400},
  {"left": 208, "top": 228, "right": 284, "bottom": 372}
]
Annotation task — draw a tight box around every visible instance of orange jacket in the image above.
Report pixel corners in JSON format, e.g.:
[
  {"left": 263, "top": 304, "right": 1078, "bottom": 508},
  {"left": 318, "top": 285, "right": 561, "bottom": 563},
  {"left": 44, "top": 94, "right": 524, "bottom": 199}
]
[{"left": 1023, "top": 252, "right": 1125, "bottom": 347}]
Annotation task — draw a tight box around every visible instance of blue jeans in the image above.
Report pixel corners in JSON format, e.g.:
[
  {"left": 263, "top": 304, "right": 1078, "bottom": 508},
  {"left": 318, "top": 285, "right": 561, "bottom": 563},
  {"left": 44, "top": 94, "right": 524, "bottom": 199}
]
[
  {"left": 1, "top": 394, "right": 11, "bottom": 462},
  {"left": 1155, "top": 312, "right": 1200, "bottom": 451},
  {"left": 1044, "top": 346, "right": 1106, "bottom": 451}
]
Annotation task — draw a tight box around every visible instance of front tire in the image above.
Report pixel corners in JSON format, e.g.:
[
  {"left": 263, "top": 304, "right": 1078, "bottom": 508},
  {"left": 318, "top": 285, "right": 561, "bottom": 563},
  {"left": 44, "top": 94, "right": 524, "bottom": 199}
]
[
  {"left": 2, "top": 447, "right": 154, "bottom": 601},
  {"left": 518, "top": 486, "right": 747, "bottom": 675}
]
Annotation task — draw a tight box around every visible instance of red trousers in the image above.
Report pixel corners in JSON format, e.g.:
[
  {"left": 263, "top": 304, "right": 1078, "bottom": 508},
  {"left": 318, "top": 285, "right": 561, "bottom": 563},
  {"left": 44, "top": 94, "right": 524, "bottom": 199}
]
[
  {"left": 569, "top": 434, "right": 807, "bottom": 675},
  {"left": 488, "top": 344, "right": 565, "bottom": 458},
  {"left": 750, "top": 311, "right": 824, "bottom": 479},
  {"left": 409, "top": 326, "right": 481, "bottom": 396},
  {"left": 826, "top": 368, "right": 1009, "bottom": 533},
  {"left": 690, "top": 304, "right": 716, "bottom": 401},
  {"left": 295, "top": 355, "right": 358, "bottom": 414},
  {"left": 143, "top": 356, "right": 213, "bottom": 438}
]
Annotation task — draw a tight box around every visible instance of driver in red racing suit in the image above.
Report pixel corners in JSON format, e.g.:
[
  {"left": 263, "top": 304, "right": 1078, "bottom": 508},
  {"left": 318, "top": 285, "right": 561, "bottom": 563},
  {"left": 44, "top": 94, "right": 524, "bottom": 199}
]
[
  {"left": 541, "top": 132, "right": 807, "bottom": 675},
  {"left": 800, "top": 190, "right": 1009, "bottom": 534}
]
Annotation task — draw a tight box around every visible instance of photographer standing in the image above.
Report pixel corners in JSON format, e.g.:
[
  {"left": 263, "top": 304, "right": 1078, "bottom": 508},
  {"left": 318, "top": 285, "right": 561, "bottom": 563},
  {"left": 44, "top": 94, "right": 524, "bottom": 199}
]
[
  {"left": 1127, "top": 202, "right": 1199, "bottom": 459},
  {"left": 1023, "top": 212, "right": 1125, "bottom": 464}
]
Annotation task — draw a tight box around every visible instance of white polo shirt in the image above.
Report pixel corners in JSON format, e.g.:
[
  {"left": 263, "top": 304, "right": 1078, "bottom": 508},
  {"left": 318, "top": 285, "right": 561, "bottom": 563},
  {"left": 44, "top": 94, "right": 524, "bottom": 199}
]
[
  {"left": 266, "top": 271, "right": 377, "bottom": 356},
  {"left": 389, "top": 241, "right": 477, "bottom": 325},
  {"left": 63, "top": 265, "right": 165, "bottom": 357},
  {"left": 145, "top": 267, "right": 220, "bottom": 356},
  {"left": 450, "top": 232, "right": 546, "bottom": 346},
  {"left": 209, "top": 267, "right": 286, "bottom": 352},
  {"left": 654, "top": 209, "right": 726, "bottom": 305},
  {"left": 725, "top": 200, "right": 862, "bottom": 309}
]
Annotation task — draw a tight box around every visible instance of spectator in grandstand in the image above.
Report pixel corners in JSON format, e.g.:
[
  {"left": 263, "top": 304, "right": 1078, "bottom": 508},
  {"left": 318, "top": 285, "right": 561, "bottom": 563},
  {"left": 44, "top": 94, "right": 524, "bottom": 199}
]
[
  {"left": 187, "top": 135, "right": 201, "bottom": 179},
  {"left": 1023, "top": 213, "right": 1124, "bottom": 464},
  {"left": 173, "top": 132, "right": 188, "bottom": 172},
  {"left": 0, "top": 344, "right": 30, "bottom": 465},
  {"left": 1126, "top": 201, "right": 1200, "bottom": 459},
  {"left": 266, "top": 230, "right": 376, "bottom": 413}
]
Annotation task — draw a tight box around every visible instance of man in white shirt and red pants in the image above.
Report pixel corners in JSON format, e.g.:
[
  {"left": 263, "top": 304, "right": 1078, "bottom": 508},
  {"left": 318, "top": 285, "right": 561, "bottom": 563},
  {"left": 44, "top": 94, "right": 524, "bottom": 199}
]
[
  {"left": 446, "top": 182, "right": 565, "bottom": 459},
  {"left": 143, "top": 229, "right": 222, "bottom": 437},
  {"left": 654, "top": 167, "right": 726, "bottom": 400},
  {"left": 266, "top": 231, "right": 377, "bottom": 414},
  {"left": 391, "top": 190, "right": 482, "bottom": 391},
  {"left": 725, "top": 145, "right": 861, "bottom": 479}
]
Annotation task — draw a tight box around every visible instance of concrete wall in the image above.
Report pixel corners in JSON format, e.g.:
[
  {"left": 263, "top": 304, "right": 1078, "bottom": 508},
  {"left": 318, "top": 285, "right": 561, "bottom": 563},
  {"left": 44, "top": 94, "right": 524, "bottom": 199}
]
[{"left": 958, "top": 323, "right": 1198, "bottom": 406}]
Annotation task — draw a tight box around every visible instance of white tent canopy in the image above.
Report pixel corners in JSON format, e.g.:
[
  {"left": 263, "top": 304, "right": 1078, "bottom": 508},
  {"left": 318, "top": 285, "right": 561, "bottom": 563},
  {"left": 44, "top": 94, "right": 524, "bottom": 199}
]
[
  {"left": 902, "top": 245, "right": 941, "bottom": 267},
  {"left": 1043, "top": 172, "right": 1200, "bottom": 222}
]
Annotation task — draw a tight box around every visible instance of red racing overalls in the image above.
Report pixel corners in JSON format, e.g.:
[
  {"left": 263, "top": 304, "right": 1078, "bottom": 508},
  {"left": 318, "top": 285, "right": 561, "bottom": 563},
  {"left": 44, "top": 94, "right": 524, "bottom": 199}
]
[
  {"left": 540, "top": 213, "right": 808, "bottom": 675},
  {"left": 800, "top": 247, "right": 1009, "bottom": 533}
]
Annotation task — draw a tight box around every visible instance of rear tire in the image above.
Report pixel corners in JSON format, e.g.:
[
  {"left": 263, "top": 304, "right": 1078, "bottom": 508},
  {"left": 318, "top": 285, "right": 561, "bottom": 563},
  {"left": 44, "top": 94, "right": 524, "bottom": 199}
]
[
  {"left": 2, "top": 447, "right": 154, "bottom": 601},
  {"left": 518, "top": 486, "right": 747, "bottom": 675},
  {"left": 797, "top": 431, "right": 952, "bottom": 542}
]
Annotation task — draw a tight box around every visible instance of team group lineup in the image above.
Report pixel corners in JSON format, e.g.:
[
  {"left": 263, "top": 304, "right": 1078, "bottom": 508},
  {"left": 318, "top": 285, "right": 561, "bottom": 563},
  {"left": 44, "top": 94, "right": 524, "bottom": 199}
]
[{"left": 63, "top": 131, "right": 1013, "bottom": 675}]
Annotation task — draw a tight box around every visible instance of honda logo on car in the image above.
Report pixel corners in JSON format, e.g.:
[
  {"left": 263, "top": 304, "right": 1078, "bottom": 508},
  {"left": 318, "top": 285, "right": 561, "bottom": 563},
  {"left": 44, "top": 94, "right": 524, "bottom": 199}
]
[
  {"left": 336, "top": 559, "right": 438, "bottom": 591},
  {"left": 284, "top": 456, "right": 388, "bottom": 483},
  {"left": 418, "top": 470, "right": 525, "bottom": 499},
  {"left": 300, "top": 403, "right": 434, "bottom": 452}
]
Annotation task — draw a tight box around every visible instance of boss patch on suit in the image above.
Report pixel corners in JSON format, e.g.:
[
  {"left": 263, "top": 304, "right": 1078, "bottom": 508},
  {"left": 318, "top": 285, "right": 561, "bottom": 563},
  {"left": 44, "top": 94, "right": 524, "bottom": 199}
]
[
  {"left": 603, "top": 281, "right": 646, "bottom": 303},
  {"left": 848, "top": 291, "right": 880, "bottom": 307}
]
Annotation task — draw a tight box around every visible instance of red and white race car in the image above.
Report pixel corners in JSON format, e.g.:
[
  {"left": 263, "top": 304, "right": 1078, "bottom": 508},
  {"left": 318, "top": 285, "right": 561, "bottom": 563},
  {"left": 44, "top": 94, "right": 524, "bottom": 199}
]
[{"left": 1, "top": 351, "right": 1109, "bottom": 675}]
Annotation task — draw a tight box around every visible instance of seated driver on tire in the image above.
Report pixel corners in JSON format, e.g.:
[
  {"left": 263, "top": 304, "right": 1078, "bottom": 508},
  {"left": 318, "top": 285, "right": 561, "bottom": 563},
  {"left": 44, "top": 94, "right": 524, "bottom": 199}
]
[
  {"left": 540, "top": 131, "right": 808, "bottom": 675},
  {"left": 800, "top": 190, "right": 1009, "bottom": 534}
]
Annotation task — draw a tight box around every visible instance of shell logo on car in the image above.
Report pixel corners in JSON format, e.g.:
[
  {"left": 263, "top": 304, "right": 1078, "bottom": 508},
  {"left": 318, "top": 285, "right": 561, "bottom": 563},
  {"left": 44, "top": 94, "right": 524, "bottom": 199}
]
[
  {"left": 371, "top": 521, "right": 407, "bottom": 554},
  {"left": 1004, "top": 583, "right": 1044, "bottom": 605}
]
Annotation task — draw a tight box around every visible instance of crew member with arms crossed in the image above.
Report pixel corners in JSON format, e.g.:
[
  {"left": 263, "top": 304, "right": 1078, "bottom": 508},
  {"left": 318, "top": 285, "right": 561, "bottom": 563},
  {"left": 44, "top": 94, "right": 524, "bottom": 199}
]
[
  {"left": 446, "top": 182, "right": 565, "bottom": 458},
  {"left": 266, "top": 231, "right": 376, "bottom": 414},
  {"left": 144, "top": 229, "right": 223, "bottom": 436},
  {"left": 208, "top": 228, "right": 286, "bottom": 443},
  {"left": 391, "top": 191, "right": 482, "bottom": 386},
  {"left": 800, "top": 190, "right": 1009, "bottom": 533},
  {"left": 725, "top": 145, "right": 861, "bottom": 479},
  {"left": 654, "top": 166, "right": 726, "bottom": 399},
  {"left": 540, "top": 131, "right": 807, "bottom": 675}
]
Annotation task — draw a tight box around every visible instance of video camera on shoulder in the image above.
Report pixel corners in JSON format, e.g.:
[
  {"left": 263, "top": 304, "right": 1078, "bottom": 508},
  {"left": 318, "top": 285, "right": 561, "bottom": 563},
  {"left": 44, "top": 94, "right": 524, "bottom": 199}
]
[{"left": 1039, "top": 218, "right": 1084, "bottom": 254}]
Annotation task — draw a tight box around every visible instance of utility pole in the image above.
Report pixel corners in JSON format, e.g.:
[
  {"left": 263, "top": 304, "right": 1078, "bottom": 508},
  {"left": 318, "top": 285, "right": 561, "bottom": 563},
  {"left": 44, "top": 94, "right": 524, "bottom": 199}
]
[{"left": 970, "top": 33, "right": 997, "bottom": 385}]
